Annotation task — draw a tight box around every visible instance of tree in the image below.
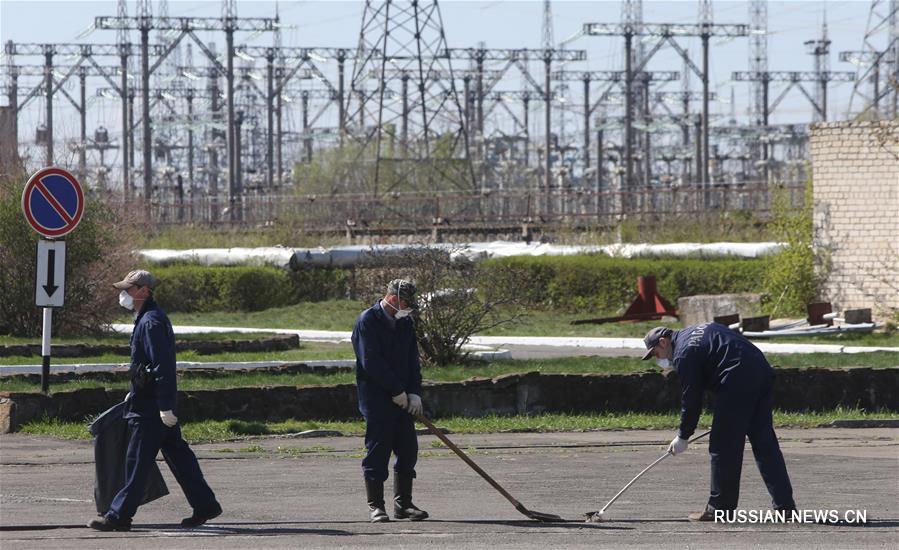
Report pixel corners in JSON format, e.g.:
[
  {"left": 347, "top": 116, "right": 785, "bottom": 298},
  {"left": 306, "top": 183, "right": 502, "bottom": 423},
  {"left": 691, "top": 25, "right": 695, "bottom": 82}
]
[{"left": 763, "top": 177, "right": 821, "bottom": 317}]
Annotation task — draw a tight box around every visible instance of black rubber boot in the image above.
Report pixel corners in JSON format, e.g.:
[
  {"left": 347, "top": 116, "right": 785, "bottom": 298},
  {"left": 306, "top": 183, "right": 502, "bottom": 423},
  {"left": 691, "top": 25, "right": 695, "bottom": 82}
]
[
  {"left": 365, "top": 479, "right": 390, "bottom": 523},
  {"left": 394, "top": 474, "right": 429, "bottom": 521}
]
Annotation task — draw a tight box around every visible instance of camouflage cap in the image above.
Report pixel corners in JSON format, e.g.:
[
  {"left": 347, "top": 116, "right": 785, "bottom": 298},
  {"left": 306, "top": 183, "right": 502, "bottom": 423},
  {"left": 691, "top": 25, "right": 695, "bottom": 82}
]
[
  {"left": 113, "top": 269, "right": 157, "bottom": 290},
  {"left": 386, "top": 278, "right": 418, "bottom": 308},
  {"left": 641, "top": 326, "right": 673, "bottom": 360}
]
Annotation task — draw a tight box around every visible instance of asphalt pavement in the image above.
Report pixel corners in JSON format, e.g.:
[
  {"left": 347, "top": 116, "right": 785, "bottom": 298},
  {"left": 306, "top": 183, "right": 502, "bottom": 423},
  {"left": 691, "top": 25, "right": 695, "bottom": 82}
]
[{"left": 1, "top": 427, "right": 897, "bottom": 549}]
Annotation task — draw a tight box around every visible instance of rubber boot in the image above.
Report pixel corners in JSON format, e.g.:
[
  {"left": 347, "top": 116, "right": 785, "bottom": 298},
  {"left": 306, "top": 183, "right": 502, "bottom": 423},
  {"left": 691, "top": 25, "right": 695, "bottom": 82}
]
[
  {"left": 394, "top": 474, "right": 429, "bottom": 521},
  {"left": 365, "top": 479, "right": 390, "bottom": 523}
]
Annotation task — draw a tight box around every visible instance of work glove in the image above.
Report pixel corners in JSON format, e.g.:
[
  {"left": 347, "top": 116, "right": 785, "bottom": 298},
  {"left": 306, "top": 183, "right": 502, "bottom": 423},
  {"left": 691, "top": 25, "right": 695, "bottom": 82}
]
[
  {"left": 160, "top": 410, "right": 178, "bottom": 428},
  {"left": 392, "top": 391, "right": 409, "bottom": 410},
  {"left": 407, "top": 394, "right": 423, "bottom": 416},
  {"left": 668, "top": 435, "right": 689, "bottom": 456}
]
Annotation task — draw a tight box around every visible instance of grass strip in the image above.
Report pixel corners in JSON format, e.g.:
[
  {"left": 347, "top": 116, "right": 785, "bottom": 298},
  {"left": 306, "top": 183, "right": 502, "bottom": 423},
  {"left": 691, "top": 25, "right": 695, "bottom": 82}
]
[
  {"left": 16, "top": 407, "right": 898, "bottom": 444},
  {"left": 2, "top": 352, "right": 896, "bottom": 393}
]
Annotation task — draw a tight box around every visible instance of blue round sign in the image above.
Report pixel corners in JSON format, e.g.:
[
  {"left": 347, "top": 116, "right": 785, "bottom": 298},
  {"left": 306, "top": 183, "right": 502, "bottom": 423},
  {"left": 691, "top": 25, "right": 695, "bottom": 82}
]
[{"left": 22, "top": 167, "right": 85, "bottom": 238}]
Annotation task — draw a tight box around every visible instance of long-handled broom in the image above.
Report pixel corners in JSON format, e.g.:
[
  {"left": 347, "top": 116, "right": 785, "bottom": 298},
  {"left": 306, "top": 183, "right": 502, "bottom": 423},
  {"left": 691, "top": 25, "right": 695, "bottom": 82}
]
[
  {"left": 415, "top": 414, "right": 564, "bottom": 522},
  {"left": 584, "top": 429, "right": 712, "bottom": 522}
]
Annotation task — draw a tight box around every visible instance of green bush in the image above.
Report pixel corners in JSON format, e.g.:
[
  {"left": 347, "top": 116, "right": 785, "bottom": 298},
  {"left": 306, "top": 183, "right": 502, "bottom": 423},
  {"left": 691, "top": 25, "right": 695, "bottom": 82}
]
[
  {"left": 152, "top": 266, "right": 291, "bottom": 312},
  {"left": 150, "top": 265, "right": 349, "bottom": 313},
  {"left": 288, "top": 268, "right": 350, "bottom": 302},
  {"left": 0, "top": 179, "right": 132, "bottom": 336},
  {"left": 485, "top": 255, "right": 767, "bottom": 313},
  {"left": 763, "top": 179, "right": 821, "bottom": 317}
]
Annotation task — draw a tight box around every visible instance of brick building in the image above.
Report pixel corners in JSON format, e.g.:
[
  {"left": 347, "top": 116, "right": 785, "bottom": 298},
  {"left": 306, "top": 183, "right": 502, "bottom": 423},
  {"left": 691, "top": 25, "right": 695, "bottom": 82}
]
[{"left": 809, "top": 120, "right": 899, "bottom": 319}]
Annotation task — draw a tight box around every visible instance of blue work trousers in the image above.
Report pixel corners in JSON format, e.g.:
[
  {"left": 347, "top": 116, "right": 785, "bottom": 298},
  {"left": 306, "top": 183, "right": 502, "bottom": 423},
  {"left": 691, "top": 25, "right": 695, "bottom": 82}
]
[
  {"left": 707, "top": 374, "right": 795, "bottom": 511},
  {"left": 107, "top": 416, "right": 218, "bottom": 522},
  {"left": 362, "top": 410, "right": 418, "bottom": 482}
]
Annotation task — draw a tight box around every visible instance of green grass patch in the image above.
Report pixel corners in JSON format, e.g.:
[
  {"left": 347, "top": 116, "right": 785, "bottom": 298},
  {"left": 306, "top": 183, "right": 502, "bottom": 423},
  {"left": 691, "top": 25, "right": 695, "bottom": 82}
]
[
  {"left": 17, "top": 408, "right": 898, "bottom": 444},
  {"left": 6, "top": 302, "right": 897, "bottom": 350},
  {"left": 3, "top": 353, "right": 895, "bottom": 394},
  {"left": 170, "top": 302, "right": 899, "bottom": 347}
]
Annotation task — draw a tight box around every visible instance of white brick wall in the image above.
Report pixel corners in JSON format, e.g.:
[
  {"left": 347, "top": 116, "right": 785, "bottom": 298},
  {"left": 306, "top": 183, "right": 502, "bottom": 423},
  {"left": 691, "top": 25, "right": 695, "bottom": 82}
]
[{"left": 810, "top": 121, "right": 899, "bottom": 319}]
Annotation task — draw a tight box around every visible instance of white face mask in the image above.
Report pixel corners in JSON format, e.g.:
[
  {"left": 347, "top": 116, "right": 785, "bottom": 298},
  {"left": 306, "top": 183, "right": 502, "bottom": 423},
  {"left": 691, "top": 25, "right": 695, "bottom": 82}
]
[
  {"left": 656, "top": 358, "right": 673, "bottom": 371},
  {"left": 385, "top": 297, "right": 412, "bottom": 319},
  {"left": 394, "top": 307, "right": 412, "bottom": 319},
  {"left": 119, "top": 290, "right": 134, "bottom": 311}
]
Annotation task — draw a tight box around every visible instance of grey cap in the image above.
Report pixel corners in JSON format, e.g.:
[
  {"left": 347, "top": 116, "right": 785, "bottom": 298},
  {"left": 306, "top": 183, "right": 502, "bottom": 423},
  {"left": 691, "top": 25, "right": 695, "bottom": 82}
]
[
  {"left": 641, "top": 326, "right": 673, "bottom": 360},
  {"left": 113, "top": 269, "right": 156, "bottom": 290},
  {"left": 386, "top": 278, "right": 417, "bottom": 308}
]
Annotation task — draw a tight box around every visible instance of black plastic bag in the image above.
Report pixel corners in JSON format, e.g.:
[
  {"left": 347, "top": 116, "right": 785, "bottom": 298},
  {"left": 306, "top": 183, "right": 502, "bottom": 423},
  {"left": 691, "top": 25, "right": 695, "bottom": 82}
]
[{"left": 88, "top": 401, "right": 169, "bottom": 514}]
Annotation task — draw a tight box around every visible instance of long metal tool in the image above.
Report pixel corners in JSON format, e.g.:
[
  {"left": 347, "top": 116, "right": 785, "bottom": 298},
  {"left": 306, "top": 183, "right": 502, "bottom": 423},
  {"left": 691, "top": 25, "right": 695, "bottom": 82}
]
[
  {"left": 415, "top": 414, "right": 564, "bottom": 522},
  {"left": 584, "top": 429, "right": 712, "bottom": 522}
]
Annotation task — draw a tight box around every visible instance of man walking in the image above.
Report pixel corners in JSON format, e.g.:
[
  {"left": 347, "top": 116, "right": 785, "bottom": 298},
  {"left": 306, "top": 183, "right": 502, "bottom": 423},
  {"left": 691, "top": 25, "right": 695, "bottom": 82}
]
[
  {"left": 89, "top": 270, "right": 222, "bottom": 531},
  {"left": 642, "top": 322, "right": 796, "bottom": 521},
  {"left": 352, "top": 279, "right": 429, "bottom": 523}
]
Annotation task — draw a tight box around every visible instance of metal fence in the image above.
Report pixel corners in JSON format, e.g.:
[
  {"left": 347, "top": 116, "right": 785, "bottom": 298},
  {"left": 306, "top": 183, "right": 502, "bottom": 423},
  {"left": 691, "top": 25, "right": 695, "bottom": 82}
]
[{"left": 135, "top": 182, "right": 806, "bottom": 232}]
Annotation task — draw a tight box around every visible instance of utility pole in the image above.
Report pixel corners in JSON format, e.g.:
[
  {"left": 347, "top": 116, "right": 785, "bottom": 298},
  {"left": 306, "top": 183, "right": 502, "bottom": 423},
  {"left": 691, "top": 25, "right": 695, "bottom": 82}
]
[
  {"left": 585, "top": 12, "right": 748, "bottom": 205},
  {"left": 804, "top": 17, "right": 832, "bottom": 121},
  {"left": 446, "top": 47, "right": 586, "bottom": 209},
  {"left": 95, "top": 0, "right": 276, "bottom": 219}
]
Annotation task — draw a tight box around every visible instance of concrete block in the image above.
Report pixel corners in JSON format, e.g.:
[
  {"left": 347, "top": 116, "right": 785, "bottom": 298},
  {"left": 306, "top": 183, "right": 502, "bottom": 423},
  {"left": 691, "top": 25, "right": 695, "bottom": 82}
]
[{"left": 677, "top": 293, "right": 763, "bottom": 327}]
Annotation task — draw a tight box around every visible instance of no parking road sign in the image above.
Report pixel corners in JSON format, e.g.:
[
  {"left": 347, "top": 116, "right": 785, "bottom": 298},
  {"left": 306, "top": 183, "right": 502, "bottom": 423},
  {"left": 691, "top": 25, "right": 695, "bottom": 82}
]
[
  {"left": 21, "top": 167, "right": 85, "bottom": 394},
  {"left": 21, "top": 167, "right": 85, "bottom": 238}
]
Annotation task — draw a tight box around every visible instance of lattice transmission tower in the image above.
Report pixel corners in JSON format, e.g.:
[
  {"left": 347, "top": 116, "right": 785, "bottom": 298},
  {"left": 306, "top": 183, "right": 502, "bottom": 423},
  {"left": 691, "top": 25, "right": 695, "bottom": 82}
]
[
  {"left": 842, "top": 0, "right": 898, "bottom": 118},
  {"left": 344, "top": 0, "right": 475, "bottom": 197}
]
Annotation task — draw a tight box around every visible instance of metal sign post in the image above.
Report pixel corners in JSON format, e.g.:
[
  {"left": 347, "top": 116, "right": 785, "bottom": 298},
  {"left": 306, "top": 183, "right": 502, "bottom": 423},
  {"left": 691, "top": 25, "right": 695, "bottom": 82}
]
[{"left": 22, "top": 168, "right": 84, "bottom": 394}]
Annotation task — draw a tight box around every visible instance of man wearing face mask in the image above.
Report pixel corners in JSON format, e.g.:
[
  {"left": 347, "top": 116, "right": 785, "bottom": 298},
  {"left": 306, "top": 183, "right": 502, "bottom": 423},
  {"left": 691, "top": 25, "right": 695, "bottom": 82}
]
[
  {"left": 642, "top": 323, "right": 795, "bottom": 521},
  {"left": 89, "top": 270, "right": 221, "bottom": 531},
  {"left": 351, "top": 278, "right": 428, "bottom": 523}
]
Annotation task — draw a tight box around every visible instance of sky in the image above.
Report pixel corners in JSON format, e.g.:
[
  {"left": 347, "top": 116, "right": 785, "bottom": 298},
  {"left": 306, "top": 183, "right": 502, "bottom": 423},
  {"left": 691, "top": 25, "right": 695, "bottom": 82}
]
[{"left": 0, "top": 0, "right": 890, "bottom": 168}]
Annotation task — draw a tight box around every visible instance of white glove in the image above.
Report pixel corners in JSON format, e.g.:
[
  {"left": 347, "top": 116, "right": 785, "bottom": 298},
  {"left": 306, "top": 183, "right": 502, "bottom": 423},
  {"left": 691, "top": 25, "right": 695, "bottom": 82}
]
[
  {"left": 160, "top": 410, "right": 178, "bottom": 428},
  {"left": 407, "top": 394, "right": 423, "bottom": 416},
  {"left": 668, "top": 435, "right": 689, "bottom": 456},
  {"left": 392, "top": 392, "right": 408, "bottom": 410}
]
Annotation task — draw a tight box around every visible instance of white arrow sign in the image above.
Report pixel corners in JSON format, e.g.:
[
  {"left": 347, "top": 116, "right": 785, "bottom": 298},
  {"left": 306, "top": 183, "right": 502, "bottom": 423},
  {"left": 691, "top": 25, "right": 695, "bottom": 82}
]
[{"left": 35, "top": 240, "right": 66, "bottom": 308}]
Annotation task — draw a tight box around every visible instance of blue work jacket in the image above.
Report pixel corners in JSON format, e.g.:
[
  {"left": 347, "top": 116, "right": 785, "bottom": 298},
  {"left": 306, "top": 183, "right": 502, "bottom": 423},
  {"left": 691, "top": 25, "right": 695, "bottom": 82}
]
[
  {"left": 352, "top": 302, "right": 423, "bottom": 420},
  {"left": 124, "top": 298, "right": 178, "bottom": 418},
  {"left": 672, "top": 322, "right": 774, "bottom": 439}
]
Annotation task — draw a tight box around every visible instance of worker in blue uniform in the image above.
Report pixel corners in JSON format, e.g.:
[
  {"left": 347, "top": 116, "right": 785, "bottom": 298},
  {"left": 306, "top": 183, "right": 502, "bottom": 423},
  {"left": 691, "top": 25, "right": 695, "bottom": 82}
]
[
  {"left": 89, "top": 270, "right": 221, "bottom": 531},
  {"left": 352, "top": 279, "right": 429, "bottom": 523},
  {"left": 642, "top": 322, "right": 796, "bottom": 521}
]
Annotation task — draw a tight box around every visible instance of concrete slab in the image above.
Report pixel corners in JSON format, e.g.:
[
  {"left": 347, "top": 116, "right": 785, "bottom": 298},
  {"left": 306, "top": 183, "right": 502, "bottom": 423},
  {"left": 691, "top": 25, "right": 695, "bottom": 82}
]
[{"left": 1, "top": 428, "right": 896, "bottom": 549}]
